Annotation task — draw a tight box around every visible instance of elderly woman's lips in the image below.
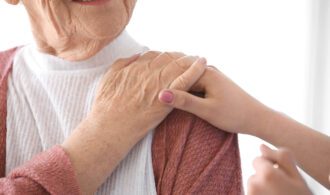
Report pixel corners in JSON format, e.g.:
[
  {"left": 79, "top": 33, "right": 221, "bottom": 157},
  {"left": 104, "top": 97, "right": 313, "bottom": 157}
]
[{"left": 71, "top": 0, "right": 111, "bottom": 6}]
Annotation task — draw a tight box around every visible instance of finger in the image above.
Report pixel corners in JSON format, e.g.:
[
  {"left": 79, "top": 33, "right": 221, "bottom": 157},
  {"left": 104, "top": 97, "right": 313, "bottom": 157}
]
[
  {"left": 166, "top": 52, "right": 185, "bottom": 59},
  {"left": 111, "top": 54, "right": 140, "bottom": 71},
  {"left": 158, "top": 89, "right": 209, "bottom": 119},
  {"left": 169, "top": 57, "right": 207, "bottom": 90},
  {"left": 190, "top": 66, "right": 220, "bottom": 92},
  {"left": 149, "top": 52, "right": 181, "bottom": 69},
  {"left": 208, "top": 65, "right": 220, "bottom": 72},
  {"left": 159, "top": 55, "right": 200, "bottom": 88},
  {"left": 247, "top": 174, "right": 262, "bottom": 195},
  {"left": 260, "top": 144, "right": 300, "bottom": 178},
  {"left": 253, "top": 156, "right": 278, "bottom": 174},
  {"left": 173, "top": 55, "right": 199, "bottom": 70},
  {"left": 137, "top": 51, "right": 161, "bottom": 62}
]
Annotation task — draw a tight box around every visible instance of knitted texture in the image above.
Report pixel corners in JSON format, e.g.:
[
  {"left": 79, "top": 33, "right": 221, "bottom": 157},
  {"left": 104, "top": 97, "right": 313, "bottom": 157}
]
[
  {"left": 0, "top": 146, "right": 80, "bottom": 195},
  {"left": 153, "top": 109, "right": 243, "bottom": 195}
]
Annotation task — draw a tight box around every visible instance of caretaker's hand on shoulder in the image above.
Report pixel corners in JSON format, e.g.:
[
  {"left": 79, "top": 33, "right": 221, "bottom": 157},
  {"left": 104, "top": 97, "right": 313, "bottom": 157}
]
[
  {"left": 62, "top": 51, "right": 207, "bottom": 194},
  {"left": 159, "top": 65, "right": 330, "bottom": 189},
  {"left": 159, "top": 66, "right": 273, "bottom": 135}
]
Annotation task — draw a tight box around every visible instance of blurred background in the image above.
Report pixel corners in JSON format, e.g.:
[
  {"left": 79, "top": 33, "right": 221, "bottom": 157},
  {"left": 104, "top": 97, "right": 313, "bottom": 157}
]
[{"left": 0, "top": 0, "right": 329, "bottom": 194}]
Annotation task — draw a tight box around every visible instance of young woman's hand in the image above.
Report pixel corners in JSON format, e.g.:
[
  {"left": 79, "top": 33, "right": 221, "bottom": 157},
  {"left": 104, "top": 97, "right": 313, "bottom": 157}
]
[
  {"left": 247, "top": 145, "right": 312, "bottom": 195},
  {"left": 158, "top": 67, "right": 272, "bottom": 135},
  {"left": 159, "top": 66, "right": 330, "bottom": 189}
]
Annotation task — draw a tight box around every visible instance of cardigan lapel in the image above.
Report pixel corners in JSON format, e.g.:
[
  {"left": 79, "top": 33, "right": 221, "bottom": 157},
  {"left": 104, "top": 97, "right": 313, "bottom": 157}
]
[{"left": 0, "top": 47, "right": 18, "bottom": 177}]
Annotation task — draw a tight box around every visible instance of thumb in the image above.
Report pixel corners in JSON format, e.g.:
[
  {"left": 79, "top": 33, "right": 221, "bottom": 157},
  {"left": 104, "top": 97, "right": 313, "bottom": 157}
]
[
  {"left": 260, "top": 144, "right": 301, "bottom": 178},
  {"left": 158, "top": 89, "right": 207, "bottom": 117}
]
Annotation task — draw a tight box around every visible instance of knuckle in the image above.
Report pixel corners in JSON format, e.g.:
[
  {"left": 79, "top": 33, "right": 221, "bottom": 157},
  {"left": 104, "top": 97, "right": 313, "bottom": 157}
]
[
  {"left": 252, "top": 157, "right": 259, "bottom": 167},
  {"left": 141, "top": 51, "right": 161, "bottom": 59},
  {"left": 208, "top": 65, "right": 219, "bottom": 71},
  {"left": 114, "top": 57, "right": 126, "bottom": 64},
  {"left": 207, "top": 66, "right": 219, "bottom": 76},
  {"left": 278, "top": 148, "right": 292, "bottom": 162},
  {"left": 177, "top": 94, "right": 191, "bottom": 108},
  {"left": 252, "top": 157, "right": 263, "bottom": 168},
  {"left": 166, "top": 52, "right": 185, "bottom": 59},
  {"left": 247, "top": 178, "right": 261, "bottom": 195},
  {"left": 262, "top": 168, "right": 276, "bottom": 181},
  {"left": 247, "top": 176, "right": 255, "bottom": 187},
  {"left": 145, "top": 50, "right": 161, "bottom": 55},
  {"left": 176, "top": 56, "right": 198, "bottom": 69},
  {"left": 162, "top": 52, "right": 175, "bottom": 59},
  {"left": 175, "top": 76, "right": 189, "bottom": 90}
]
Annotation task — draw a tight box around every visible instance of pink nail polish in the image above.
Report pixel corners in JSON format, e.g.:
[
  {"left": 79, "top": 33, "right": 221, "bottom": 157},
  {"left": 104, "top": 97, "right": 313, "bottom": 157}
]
[{"left": 160, "top": 90, "right": 174, "bottom": 103}]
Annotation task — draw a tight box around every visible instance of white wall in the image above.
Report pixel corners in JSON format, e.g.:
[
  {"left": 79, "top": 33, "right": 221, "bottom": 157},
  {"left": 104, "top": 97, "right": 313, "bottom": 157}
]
[{"left": 1, "top": 0, "right": 326, "bottom": 194}]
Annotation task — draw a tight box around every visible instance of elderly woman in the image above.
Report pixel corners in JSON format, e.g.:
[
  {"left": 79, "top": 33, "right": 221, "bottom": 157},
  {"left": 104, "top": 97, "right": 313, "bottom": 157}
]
[{"left": 0, "top": 0, "right": 242, "bottom": 194}]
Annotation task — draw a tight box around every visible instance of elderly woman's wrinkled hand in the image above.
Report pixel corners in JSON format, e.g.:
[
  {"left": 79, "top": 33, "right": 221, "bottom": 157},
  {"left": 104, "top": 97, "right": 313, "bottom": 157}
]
[
  {"left": 90, "top": 51, "right": 207, "bottom": 139},
  {"left": 247, "top": 144, "right": 312, "bottom": 195},
  {"left": 62, "top": 51, "right": 206, "bottom": 194}
]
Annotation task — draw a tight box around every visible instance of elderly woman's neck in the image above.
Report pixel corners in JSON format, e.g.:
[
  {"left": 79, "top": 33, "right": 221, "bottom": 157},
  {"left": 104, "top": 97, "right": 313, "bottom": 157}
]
[{"left": 35, "top": 38, "right": 113, "bottom": 62}]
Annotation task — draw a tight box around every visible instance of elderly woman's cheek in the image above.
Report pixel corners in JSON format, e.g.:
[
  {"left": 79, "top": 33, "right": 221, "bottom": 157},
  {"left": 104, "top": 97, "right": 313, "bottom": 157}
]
[{"left": 124, "top": 0, "right": 137, "bottom": 18}]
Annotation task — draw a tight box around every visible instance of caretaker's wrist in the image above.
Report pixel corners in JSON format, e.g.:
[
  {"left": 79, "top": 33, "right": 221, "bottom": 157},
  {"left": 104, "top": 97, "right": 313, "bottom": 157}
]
[{"left": 242, "top": 103, "right": 276, "bottom": 138}]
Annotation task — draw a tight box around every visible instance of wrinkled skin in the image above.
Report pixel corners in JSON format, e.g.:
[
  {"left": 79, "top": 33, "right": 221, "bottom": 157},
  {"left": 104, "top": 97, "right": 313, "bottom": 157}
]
[
  {"left": 91, "top": 51, "right": 206, "bottom": 140},
  {"left": 63, "top": 52, "right": 206, "bottom": 193},
  {"left": 5, "top": 0, "right": 136, "bottom": 61}
]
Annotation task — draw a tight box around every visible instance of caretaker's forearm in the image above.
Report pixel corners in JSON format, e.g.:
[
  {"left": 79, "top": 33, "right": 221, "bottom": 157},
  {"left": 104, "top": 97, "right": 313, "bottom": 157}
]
[{"left": 252, "top": 110, "right": 330, "bottom": 189}]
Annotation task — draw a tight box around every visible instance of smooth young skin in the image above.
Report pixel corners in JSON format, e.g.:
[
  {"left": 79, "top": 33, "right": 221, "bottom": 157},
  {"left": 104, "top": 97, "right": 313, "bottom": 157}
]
[
  {"left": 159, "top": 67, "right": 330, "bottom": 191},
  {"left": 5, "top": 0, "right": 136, "bottom": 61},
  {"left": 248, "top": 144, "right": 312, "bottom": 195}
]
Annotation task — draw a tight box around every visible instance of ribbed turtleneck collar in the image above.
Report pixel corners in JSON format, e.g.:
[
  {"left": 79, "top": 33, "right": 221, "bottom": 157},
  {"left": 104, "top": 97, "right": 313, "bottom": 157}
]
[{"left": 21, "top": 31, "right": 147, "bottom": 72}]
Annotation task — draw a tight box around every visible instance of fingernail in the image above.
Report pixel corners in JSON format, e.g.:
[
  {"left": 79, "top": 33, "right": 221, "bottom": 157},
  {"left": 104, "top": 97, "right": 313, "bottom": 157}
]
[
  {"left": 199, "top": 57, "right": 207, "bottom": 65},
  {"left": 160, "top": 90, "right": 174, "bottom": 103}
]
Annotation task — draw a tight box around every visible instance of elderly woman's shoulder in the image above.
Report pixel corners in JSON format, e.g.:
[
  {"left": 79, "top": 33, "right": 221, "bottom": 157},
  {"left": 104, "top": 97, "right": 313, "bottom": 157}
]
[
  {"left": 152, "top": 108, "right": 243, "bottom": 194},
  {"left": 0, "top": 47, "right": 21, "bottom": 64},
  {"left": 0, "top": 47, "right": 21, "bottom": 75}
]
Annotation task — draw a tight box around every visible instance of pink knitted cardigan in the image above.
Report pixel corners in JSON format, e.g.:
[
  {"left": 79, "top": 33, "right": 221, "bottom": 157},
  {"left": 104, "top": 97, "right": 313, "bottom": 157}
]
[{"left": 0, "top": 47, "right": 243, "bottom": 195}]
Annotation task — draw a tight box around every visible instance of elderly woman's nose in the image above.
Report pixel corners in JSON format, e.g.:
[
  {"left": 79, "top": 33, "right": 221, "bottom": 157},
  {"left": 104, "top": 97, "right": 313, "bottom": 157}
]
[{"left": 5, "top": 0, "right": 20, "bottom": 5}]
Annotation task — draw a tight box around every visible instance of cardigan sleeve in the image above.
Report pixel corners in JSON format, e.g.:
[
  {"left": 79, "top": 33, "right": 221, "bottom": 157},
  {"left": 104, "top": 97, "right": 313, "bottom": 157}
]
[
  {"left": 0, "top": 145, "right": 81, "bottom": 195},
  {"left": 152, "top": 109, "right": 243, "bottom": 195}
]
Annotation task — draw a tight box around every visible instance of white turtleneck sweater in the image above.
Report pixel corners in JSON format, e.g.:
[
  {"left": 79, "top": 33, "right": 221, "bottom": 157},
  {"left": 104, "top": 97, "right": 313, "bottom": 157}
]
[{"left": 6, "top": 31, "right": 157, "bottom": 195}]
